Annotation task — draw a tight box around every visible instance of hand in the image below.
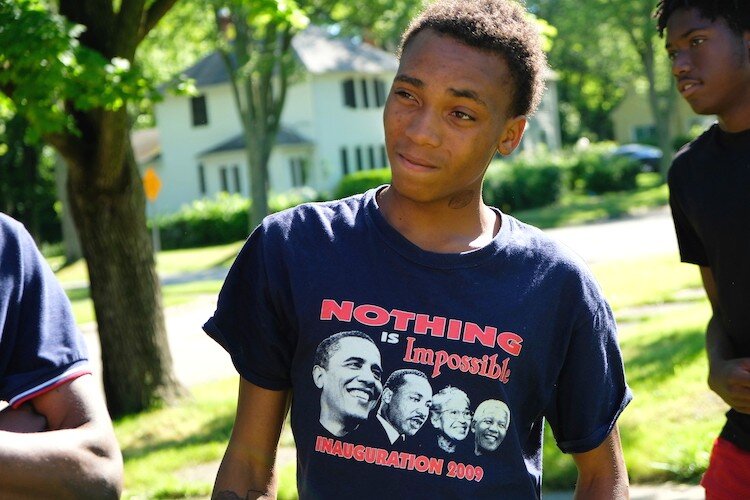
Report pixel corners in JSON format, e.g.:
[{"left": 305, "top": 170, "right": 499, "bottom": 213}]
[
  {"left": 708, "top": 357, "right": 750, "bottom": 414},
  {"left": 0, "top": 403, "right": 48, "bottom": 433}
]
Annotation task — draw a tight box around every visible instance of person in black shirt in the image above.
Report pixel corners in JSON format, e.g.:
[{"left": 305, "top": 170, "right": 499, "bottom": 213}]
[{"left": 656, "top": 1, "right": 750, "bottom": 497}]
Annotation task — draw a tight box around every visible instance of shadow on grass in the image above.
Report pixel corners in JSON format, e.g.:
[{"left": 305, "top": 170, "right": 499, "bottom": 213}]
[
  {"left": 121, "top": 411, "right": 233, "bottom": 460},
  {"left": 624, "top": 327, "right": 704, "bottom": 386}
]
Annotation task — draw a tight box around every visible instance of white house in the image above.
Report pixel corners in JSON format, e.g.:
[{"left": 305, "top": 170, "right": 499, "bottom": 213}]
[{"left": 152, "top": 26, "right": 561, "bottom": 215}]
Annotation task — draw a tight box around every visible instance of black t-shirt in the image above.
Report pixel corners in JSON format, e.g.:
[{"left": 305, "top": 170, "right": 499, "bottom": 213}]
[{"left": 668, "top": 124, "right": 750, "bottom": 450}]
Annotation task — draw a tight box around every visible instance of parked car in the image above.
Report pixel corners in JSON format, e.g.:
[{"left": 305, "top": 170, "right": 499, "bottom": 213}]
[{"left": 610, "top": 143, "right": 663, "bottom": 172}]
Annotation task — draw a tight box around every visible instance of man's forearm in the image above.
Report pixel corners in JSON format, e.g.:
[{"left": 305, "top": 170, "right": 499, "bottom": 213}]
[
  {"left": 706, "top": 314, "right": 734, "bottom": 367},
  {"left": 212, "top": 448, "right": 278, "bottom": 500},
  {"left": 0, "top": 424, "right": 122, "bottom": 499}
]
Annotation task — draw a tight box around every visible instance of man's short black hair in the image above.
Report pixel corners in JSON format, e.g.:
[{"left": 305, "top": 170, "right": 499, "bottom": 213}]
[
  {"left": 313, "top": 330, "right": 375, "bottom": 369},
  {"left": 655, "top": 0, "right": 750, "bottom": 37},
  {"left": 399, "top": 0, "right": 546, "bottom": 117},
  {"left": 383, "top": 369, "right": 428, "bottom": 393}
]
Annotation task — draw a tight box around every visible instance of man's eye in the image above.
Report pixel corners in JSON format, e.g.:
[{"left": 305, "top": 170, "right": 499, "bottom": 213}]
[
  {"left": 691, "top": 38, "right": 705, "bottom": 47},
  {"left": 667, "top": 51, "right": 677, "bottom": 61},
  {"left": 395, "top": 90, "right": 415, "bottom": 100},
  {"left": 452, "top": 111, "right": 475, "bottom": 121}
]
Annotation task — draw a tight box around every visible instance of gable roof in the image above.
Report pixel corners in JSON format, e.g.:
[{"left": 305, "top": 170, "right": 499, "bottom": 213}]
[
  {"left": 198, "top": 127, "right": 312, "bottom": 158},
  {"left": 180, "top": 26, "right": 398, "bottom": 88}
]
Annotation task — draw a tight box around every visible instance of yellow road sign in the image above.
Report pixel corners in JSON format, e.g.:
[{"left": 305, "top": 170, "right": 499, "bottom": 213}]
[{"left": 143, "top": 167, "right": 162, "bottom": 202}]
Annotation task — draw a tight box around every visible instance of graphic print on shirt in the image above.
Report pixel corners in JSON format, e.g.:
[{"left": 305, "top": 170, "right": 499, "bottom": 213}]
[{"left": 311, "top": 298, "right": 521, "bottom": 483}]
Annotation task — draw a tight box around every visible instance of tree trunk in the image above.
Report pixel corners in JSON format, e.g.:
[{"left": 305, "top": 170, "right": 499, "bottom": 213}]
[
  {"left": 642, "top": 43, "right": 673, "bottom": 179},
  {"left": 61, "top": 116, "right": 185, "bottom": 417},
  {"left": 245, "top": 125, "right": 269, "bottom": 231}
]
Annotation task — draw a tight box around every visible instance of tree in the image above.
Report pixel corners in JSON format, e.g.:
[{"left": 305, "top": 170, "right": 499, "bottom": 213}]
[
  {"left": 210, "top": 0, "right": 308, "bottom": 229},
  {"left": 532, "top": 0, "right": 676, "bottom": 174},
  {"left": 208, "top": 0, "right": 420, "bottom": 229},
  {"left": 0, "top": 0, "right": 185, "bottom": 416}
]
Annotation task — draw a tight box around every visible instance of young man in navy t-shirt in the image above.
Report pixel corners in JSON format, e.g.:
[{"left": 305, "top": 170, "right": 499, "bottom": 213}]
[
  {"left": 205, "top": 1, "right": 631, "bottom": 498},
  {"left": 0, "top": 213, "right": 122, "bottom": 497}
]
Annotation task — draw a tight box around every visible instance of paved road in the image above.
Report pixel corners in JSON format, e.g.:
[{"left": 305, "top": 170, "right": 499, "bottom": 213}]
[{"left": 80, "top": 207, "right": 703, "bottom": 499}]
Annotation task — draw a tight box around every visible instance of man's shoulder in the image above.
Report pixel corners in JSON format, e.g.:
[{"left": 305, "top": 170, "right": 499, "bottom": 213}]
[
  {"left": 503, "top": 214, "right": 588, "bottom": 272},
  {"left": 669, "top": 124, "right": 717, "bottom": 180},
  {"left": 261, "top": 192, "right": 369, "bottom": 236}
]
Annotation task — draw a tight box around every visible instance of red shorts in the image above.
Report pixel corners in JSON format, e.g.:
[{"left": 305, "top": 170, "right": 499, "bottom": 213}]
[{"left": 701, "top": 437, "right": 750, "bottom": 499}]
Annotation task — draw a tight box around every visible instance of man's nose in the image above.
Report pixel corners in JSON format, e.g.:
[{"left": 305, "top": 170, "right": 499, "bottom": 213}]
[
  {"left": 672, "top": 51, "right": 692, "bottom": 76},
  {"left": 405, "top": 108, "right": 441, "bottom": 147}
]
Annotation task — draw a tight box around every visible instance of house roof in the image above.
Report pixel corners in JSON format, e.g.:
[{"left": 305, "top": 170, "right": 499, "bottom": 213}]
[
  {"left": 198, "top": 127, "right": 312, "bottom": 158},
  {"left": 180, "top": 26, "right": 398, "bottom": 87}
]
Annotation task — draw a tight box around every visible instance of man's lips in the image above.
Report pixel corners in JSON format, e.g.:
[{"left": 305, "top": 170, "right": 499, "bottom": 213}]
[
  {"left": 398, "top": 152, "right": 438, "bottom": 172},
  {"left": 347, "top": 387, "right": 374, "bottom": 403},
  {"left": 677, "top": 78, "right": 701, "bottom": 97}
]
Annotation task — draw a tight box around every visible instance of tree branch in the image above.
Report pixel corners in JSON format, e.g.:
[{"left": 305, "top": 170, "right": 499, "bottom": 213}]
[{"left": 138, "top": 0, "right": 180, "bottom": 43}]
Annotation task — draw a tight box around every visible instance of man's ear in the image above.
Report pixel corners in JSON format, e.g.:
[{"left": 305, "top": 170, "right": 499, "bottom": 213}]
[
  {"left": 381, "top": 388, "right": 393, "bottom": 405},
  {"left": 312, "top": 365, "right": 325, "bottom": 389},
  {"left": 497, "top": 115, "right": 527, "bottom": 156}
]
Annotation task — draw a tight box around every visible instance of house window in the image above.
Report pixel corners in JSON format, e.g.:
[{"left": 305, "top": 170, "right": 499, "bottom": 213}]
[
  {"left": 340, "top": 147, "right": 350, "bottom": 175},
  {"left": 374, "top": 79, "right": 386, "bottom": 107},
  {"left": 290, "top": 157, "right": 308, "bottom": 187},
  {"left": 191, "top": 95, "right": 208, "bottom": 126},
  {"left": 355, "top": 147, "right": 363, "bottom": 171},
  {"left": 343, "top": 79, "right": 356, "bottom": 108},
  {"left": 219, "top": 166, "right": 229, "bottom": 192},
  {"left": 232, "top": 165, "right": 241, "bottom": 193},
  {"left": 197, "top": 163, "right": 206, "bottom": 195},
  {"left": 368, "top": 146, "right": 376, "bottom": 170},
  {"left": 380, "top": 145, "right": 387, "bottom": 168},
  {"left": 633, "top": 125, "right": 657, "bottom": 144},
  {"left": 360, "top": 79, "right": 370, "bottom": 108}
]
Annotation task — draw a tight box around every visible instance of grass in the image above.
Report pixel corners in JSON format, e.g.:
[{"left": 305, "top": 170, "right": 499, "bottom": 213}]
[
  {"left": 514, "top": 173, "right": 668, "bottom": 229},
  {"left": 541, "top": 253, "right": 721, "bottom": 490},
  {"left": 54, "top": 241, "right": 242, "bottom": 325}
]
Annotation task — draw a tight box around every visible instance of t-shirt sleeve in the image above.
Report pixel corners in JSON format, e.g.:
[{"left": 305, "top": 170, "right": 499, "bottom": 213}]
[
  {"left": 0, "top": 217, "right": 90, "bottom": 407},
  {"left": 544, "top": 298, "right": 632, "bottom": 454},
  {"left": 203, "top": 225, "right": 295, "bottom": 390},
  {"left": 668, "top": 164, "right": 708, "bottom": 266}
]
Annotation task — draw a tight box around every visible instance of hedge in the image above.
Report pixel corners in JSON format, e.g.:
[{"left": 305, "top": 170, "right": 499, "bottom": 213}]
[{"left": 153, "top": 187, "right": 320, "bottom": 250}]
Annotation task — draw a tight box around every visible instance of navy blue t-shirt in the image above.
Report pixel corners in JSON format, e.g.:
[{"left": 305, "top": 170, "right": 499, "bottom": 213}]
[
  {"left": 205, "top": 188, "right": 631, "bottom": 499},
  {"left": 0, "top": 213, "right": 90, "bottom": 408}
]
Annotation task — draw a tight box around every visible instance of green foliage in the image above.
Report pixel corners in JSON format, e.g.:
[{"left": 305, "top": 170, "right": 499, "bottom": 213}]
[
  {"left": 335, "top": 168, "right": 391, "bottom": 199},
  {"left": 573, "top": 149, "right": 642, "bottom": 194},
  {"left": 0, "top": 0, "right": 154, "bottom": 141},
  {"left": 0, "top": 115, "right": 60, "bottom": 243},
  {"left": 155, "top": 188, "right": 320, "bottom": 250},
  {"left": 483, "top": 156, "right": 565, "bottom": 212}
]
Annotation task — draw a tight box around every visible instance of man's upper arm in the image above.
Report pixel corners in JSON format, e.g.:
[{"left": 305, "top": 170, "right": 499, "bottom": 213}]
[
  {"left": 700, "top": 266, "right": 720, "bottom": 311},
  {"left": 29, "top": 374, "right": 111, "bottom": 432},
  {"left": 213, "top": 378, "right": 291, "bottom": 498}
]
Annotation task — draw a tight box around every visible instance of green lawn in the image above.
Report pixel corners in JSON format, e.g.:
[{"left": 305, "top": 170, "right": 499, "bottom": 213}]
[
  {"left": 54, "top": 241, "right": 242, "bottom": 325},
  {"left": 514, "top": 173, "right": 668, "bottom": 229}
]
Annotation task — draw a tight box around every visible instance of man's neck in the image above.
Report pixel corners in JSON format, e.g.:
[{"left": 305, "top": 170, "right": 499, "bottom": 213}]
[{"left": 377, "top": 186, "right": 500, "bottom": 254}]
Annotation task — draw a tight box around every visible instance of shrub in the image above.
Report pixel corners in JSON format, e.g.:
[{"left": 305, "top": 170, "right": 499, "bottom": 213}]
[
  {"left": 335, "top": 168, "right": 391, "bottom": 199},
  {"left": 575, "top": 151, "right": 641, "bottom": 194},
  {"left": 483, "top": 156, "right": 565, "bottom": 212},
  {"left": 154, "top": 187, "right": 321, "bottom": 250}
]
